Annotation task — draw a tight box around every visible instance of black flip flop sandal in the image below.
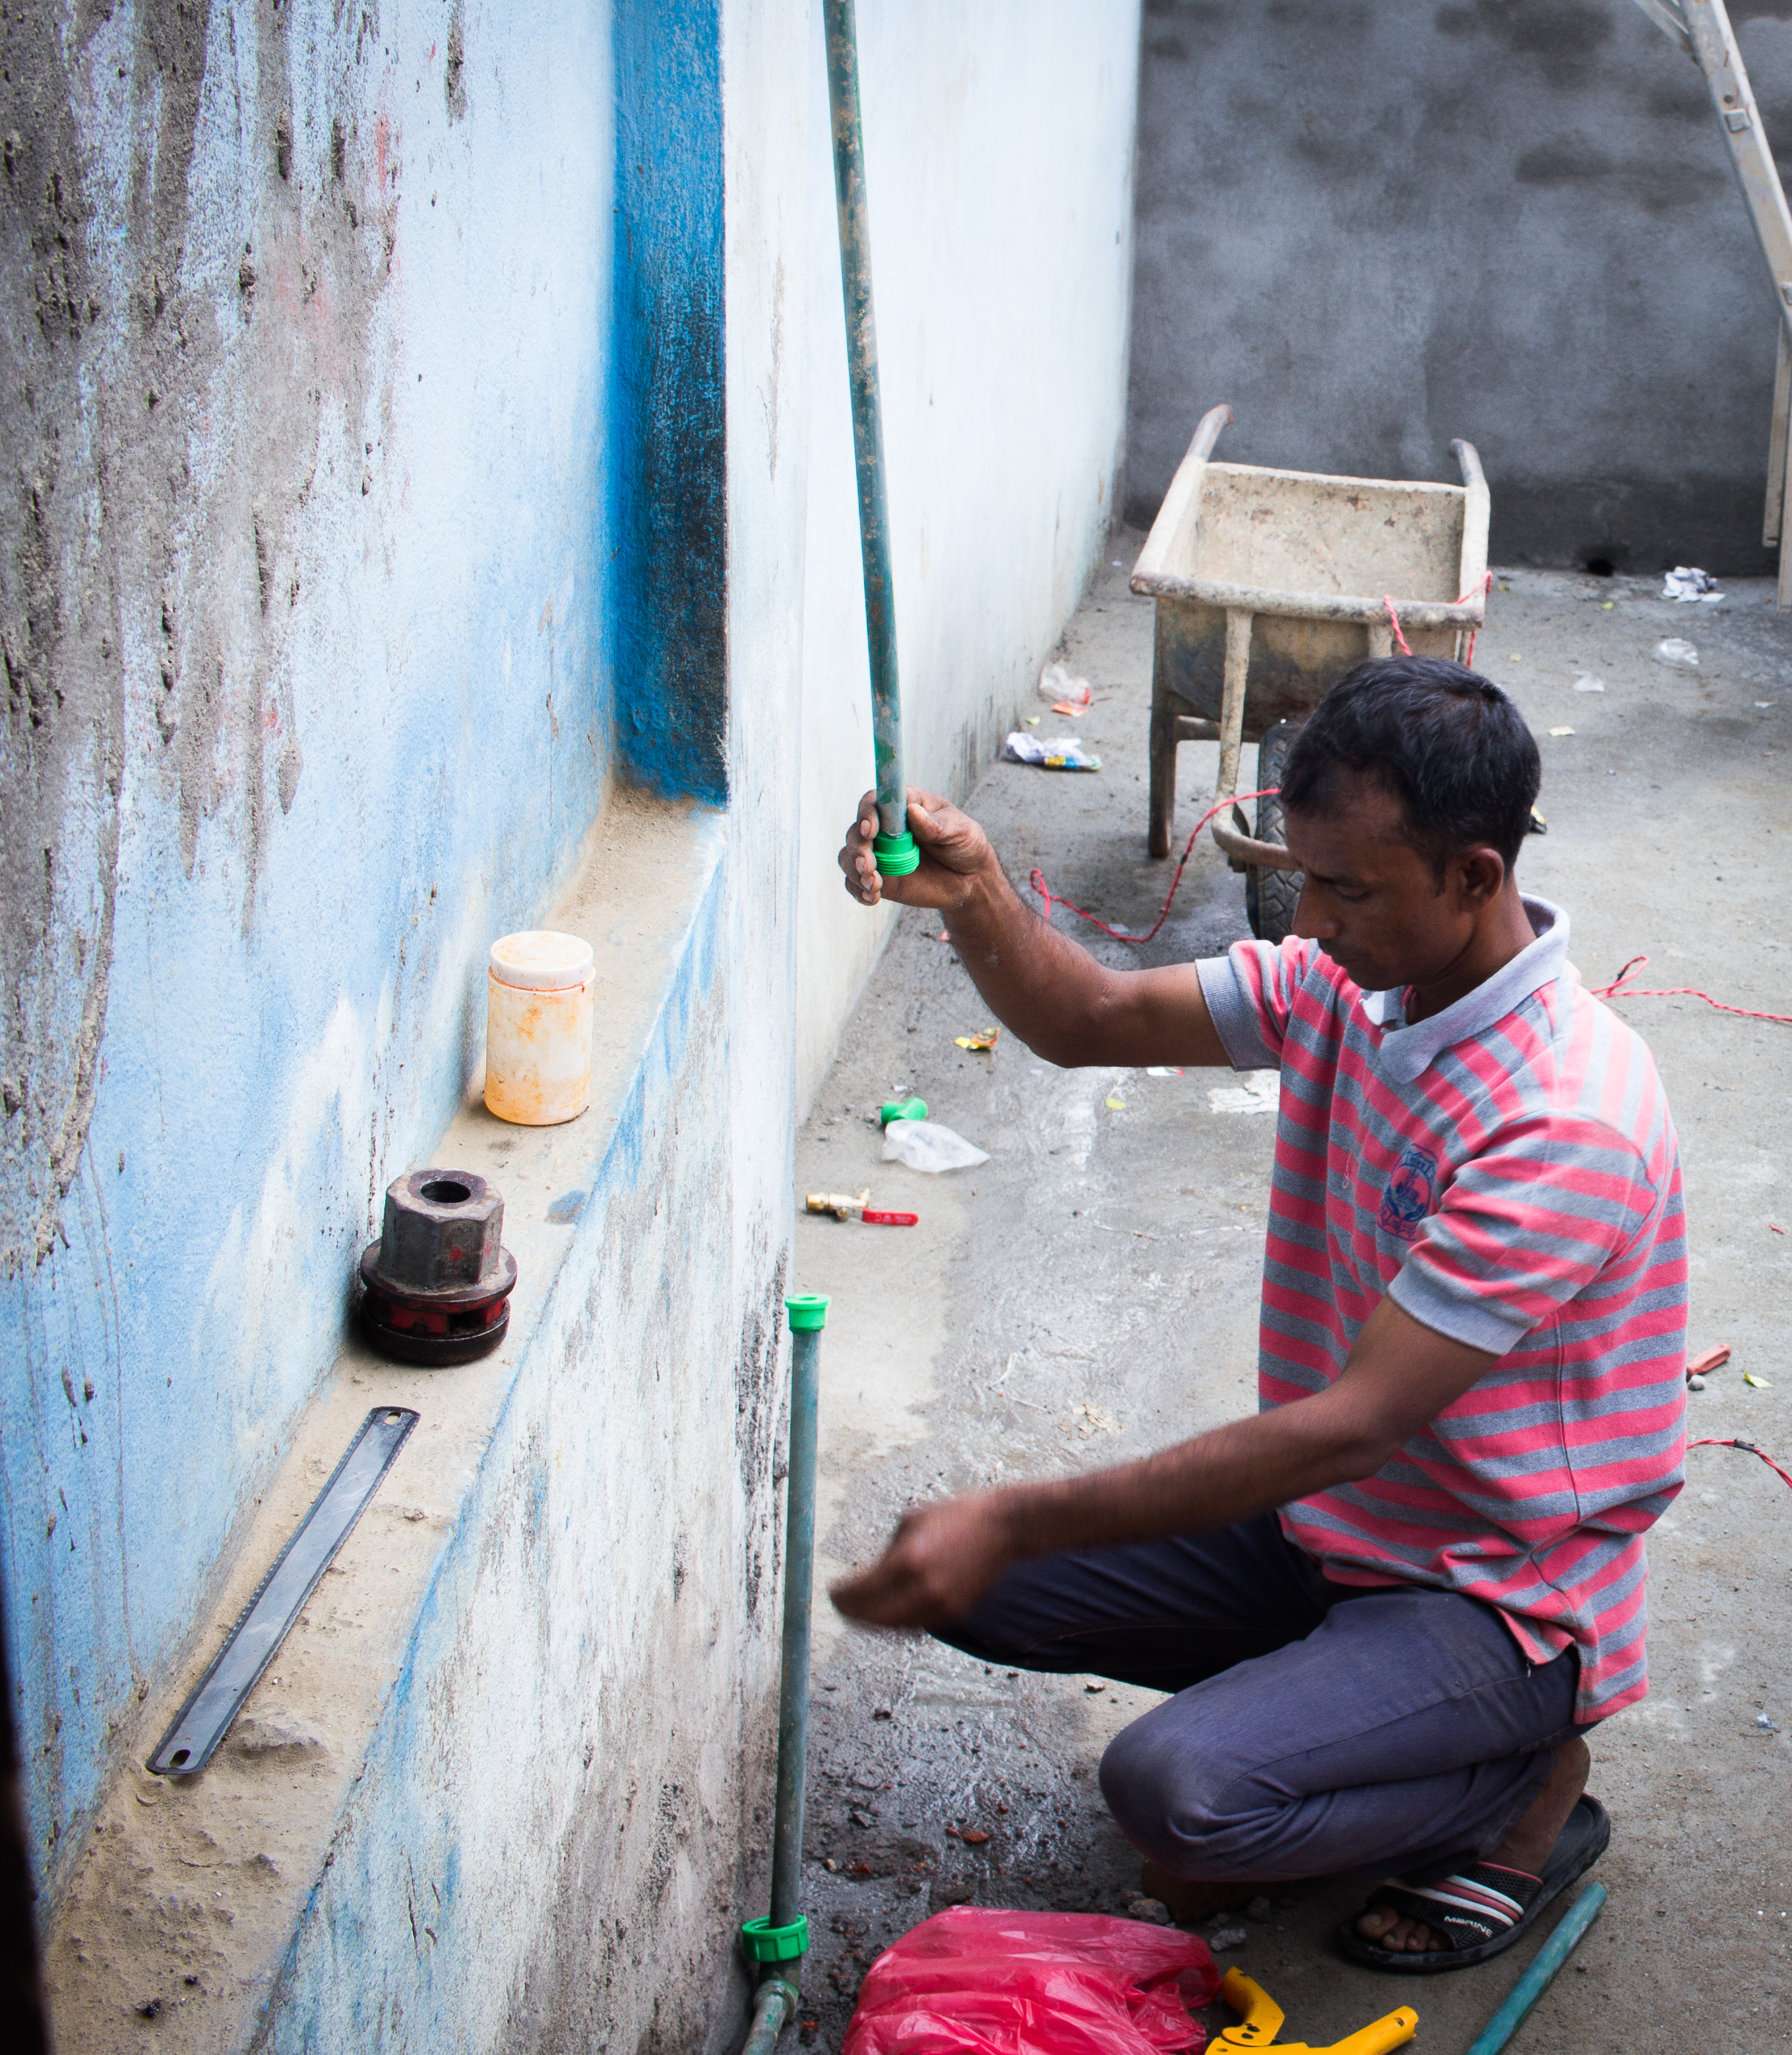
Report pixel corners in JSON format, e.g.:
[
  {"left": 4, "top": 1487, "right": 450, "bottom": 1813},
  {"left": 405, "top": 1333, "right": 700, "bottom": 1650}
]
[{"left": 1334, "top": 1794, "right": 1610, "bottom": 1975}]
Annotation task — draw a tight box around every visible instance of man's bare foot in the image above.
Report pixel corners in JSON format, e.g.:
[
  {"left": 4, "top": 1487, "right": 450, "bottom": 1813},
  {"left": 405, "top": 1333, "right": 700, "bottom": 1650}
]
[{"left": 1354, "top": 1735, "right": 1591, "bottom": 1955}]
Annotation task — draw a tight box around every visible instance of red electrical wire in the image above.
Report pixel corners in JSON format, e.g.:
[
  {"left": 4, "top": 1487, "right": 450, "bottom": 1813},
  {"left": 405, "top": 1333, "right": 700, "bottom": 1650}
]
[
  {"left": 1030, "top": 787, "right": 1281, "bottom": 946},
  {"left": 1690, "top": 1436, "right": 1792, "bottom": 1493},
  {"left": 1592, "top": 956, "right": 1792, "bottom": 1027},
  {"left": 1383, "top": 574, "right": 1495, "bottom": 668}
]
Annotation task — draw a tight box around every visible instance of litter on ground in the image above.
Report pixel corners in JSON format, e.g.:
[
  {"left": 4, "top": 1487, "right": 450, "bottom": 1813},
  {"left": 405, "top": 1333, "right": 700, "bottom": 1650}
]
[
  {"left": 1209, "top": 1071, "right": 1280, "bottom": 1116},
  {"left": 1548, "top": 726, "right": 1576, "bottom": 737},
  {"left": 1663, "top": 567, "right": 1723, "bottom": 603},
  {"left": 1574, "top": 674, "right": 1607, "bottom": 693},
  {"left": 881, "top": 1118, "right": 989, "bottom": 1172},
  {"left": 1037, "top": 660, "right": 1093, "bottom": 708},
  {"left": 954, "top": 1027, "right": 999, "bottom": 1052},
  {"left": 1004, "top": 730, "right": 1101, "bottom": 771},
  {"left": 1654, "top": 637, "right": 1700, "bottom": 668}
]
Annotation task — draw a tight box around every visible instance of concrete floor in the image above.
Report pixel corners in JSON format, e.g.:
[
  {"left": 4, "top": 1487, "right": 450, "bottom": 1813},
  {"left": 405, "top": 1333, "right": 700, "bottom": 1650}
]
[{"left": 789, "top": 543, "right": 1791, "bottom": 2054}]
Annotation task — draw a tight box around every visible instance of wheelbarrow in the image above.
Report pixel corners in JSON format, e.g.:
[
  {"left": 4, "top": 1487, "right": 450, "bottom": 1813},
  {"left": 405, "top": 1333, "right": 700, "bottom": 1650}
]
[{"left": 1128, "top": 405, "right": 1491, "bottom": 942}]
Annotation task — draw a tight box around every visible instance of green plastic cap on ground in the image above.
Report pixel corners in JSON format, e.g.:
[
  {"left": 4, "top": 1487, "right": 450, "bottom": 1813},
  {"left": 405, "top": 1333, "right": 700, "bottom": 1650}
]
[
  {"left": 879, "top": 1097, "right": 928, "bottom": 1127},
  {"left": 786, "top": 1294, "right": 830, "bottom": 1332},
  {"left": 741, "top": 1913, "right": 809, "bottom": 1963},
  {"left": 873, "top": 831, "right": 920, "bottom": 876}
]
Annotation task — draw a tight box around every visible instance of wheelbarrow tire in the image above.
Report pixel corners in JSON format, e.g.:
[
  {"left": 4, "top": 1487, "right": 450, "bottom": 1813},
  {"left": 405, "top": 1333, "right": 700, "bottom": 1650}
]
[{"left": 1245, "top": 720, "right": 1303, "bottom": 946}]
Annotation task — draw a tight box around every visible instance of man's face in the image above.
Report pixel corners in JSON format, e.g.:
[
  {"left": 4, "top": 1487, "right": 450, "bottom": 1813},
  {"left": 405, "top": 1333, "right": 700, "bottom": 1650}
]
[{"left": 1281, "top": 772, "right": 1500, "bottom": 996}]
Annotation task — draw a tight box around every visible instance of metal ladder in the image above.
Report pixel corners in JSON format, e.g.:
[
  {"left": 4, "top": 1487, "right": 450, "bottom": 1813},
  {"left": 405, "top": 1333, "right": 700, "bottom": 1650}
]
[{"left": 1632, "top": 0, "right": 1792, "bottom": 607}]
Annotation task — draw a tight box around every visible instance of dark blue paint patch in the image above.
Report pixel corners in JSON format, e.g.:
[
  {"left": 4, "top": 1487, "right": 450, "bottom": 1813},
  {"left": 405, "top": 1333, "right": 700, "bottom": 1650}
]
[
  {"left": 609, "top": 0, "right": 727, "bottom": 803},
  {"left": 545, "top": 1189, "right": 586, "bottom": 1223}
]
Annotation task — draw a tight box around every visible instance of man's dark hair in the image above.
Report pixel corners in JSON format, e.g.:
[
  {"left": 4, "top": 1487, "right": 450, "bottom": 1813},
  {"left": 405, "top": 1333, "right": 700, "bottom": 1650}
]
[{"left": 1278, "top": 656, "right": 1540, "bottom": 873}]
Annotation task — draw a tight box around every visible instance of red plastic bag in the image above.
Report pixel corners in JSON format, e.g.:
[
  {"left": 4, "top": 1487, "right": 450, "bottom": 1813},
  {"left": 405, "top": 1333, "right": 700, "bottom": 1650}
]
[{"left": 840, "top": 1907, "right": 1221, "bottom": 2055}]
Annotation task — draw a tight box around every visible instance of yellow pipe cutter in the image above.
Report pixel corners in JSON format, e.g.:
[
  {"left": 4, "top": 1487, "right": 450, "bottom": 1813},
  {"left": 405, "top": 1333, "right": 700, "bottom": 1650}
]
[{"left": 1218, "top": 1968, "right": 1418, "bottom": 2055}]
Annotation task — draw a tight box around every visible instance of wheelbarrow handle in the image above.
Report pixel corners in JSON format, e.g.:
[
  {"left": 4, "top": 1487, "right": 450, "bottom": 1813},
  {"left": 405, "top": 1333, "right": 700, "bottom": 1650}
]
[
  {"left": 1450, "top": 438, "right": 1486, "bottom": 493},
  {"left": 1210, "top": 817, "right": 1303, "bottom": 871},
  {"left": 1190, "top": 402, "right": 1235, "bottom": 465},
  {"left": 1450, "top": 439, "right": 1491, "bottom": 618}
]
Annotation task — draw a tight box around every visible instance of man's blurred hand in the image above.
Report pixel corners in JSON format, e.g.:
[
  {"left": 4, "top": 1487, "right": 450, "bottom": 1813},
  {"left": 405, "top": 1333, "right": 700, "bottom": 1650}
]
[{"left": 829, "top": 1492, "right": 1016, "bottom": 1628}]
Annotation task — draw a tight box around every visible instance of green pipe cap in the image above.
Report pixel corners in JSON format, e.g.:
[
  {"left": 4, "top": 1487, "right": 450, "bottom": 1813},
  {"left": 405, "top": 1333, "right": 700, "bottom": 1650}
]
[
  {"left": 873, "top": 831, "right": 920, "bottom": 877},
  {"left": 786, "top": 1294, "right": 830, "bottom": 1333},
  {"left": 741, "top": 1914, "right": 809, "bottom": 1963},
  {"left": 879, "top": 1097, "right": 927, "bottom": 1127}
]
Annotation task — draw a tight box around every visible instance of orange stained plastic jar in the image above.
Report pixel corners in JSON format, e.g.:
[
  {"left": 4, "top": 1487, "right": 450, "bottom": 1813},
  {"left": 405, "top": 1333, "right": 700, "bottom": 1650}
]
[{"left": 484, "top": 930, "right": 595, "bottom": 1126}]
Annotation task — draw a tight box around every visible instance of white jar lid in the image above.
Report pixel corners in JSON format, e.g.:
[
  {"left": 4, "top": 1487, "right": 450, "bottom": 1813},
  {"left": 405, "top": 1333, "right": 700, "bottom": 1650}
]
[{"left": 489, "top": 930, "right": 596, "bottom": 991}]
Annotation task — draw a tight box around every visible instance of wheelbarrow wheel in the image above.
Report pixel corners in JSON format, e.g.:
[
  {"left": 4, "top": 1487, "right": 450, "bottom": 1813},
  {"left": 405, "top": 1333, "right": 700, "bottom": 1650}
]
[{"left": 1244, "top": 721, "right": 1303, "bottom": 946}]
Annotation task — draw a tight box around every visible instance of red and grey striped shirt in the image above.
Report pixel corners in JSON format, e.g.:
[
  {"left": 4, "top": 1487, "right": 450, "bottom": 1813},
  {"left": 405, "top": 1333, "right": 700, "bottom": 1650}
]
[{"left": 1198, "top": 898, "right": 1686, "bottom": 1721}]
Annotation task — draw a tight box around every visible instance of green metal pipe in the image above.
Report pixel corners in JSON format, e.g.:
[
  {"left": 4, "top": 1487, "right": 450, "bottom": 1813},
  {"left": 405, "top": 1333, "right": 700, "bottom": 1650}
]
[
  {"left": 769, "top": 1316, "right": 822, "bottom": 1924},
  {"left": 821, "top": 0, "right": 917, "bottom": 879},
  {"left": 1463, "top": 1883, "right": 1607, "bottom": 2055},
  {"left": 736, "top": 1297, "right": 829, "bottom": 2050},
  {"left": 739, "top": 1976, "right": 799, "bottom": 2055}
]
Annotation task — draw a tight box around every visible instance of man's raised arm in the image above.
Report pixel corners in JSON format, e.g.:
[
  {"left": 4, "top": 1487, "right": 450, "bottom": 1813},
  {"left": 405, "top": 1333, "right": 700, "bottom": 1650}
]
[{"left": 838, "top": 786, "right": 1234, "bottom": 1070}]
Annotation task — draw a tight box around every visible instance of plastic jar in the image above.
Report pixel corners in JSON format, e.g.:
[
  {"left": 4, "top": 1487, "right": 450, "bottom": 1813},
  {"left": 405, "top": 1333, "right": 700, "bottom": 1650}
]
[{"left": 484, "top": 930, "right": 595, "bottom": 1125}]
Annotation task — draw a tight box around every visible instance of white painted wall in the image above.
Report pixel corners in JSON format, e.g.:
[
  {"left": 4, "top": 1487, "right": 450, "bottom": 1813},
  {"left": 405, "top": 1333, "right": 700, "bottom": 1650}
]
[{"left": 796, "top": 1, "right": 1143, "bottom": 1112}]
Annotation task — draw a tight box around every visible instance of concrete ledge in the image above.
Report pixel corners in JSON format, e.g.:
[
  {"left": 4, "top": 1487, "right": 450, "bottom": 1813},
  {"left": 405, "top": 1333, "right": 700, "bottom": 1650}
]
[{"left": 44, "top": 790, "right": 785, "bottom": 2052}]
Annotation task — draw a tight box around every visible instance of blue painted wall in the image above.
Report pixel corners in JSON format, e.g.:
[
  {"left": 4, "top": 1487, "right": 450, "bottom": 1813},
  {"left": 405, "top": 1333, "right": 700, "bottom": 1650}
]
[
  {"left": 610, "top": 0, "right": 729, "bottom": 804},
  {"left": 0, "top": 0, "right": 728, "bottom": 1907}
]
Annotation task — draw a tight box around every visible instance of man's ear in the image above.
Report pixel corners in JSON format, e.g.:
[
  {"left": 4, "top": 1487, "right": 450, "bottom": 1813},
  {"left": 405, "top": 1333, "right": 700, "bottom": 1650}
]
[{"left": 1453, "top": 844, "right": 1507, "bottom": 910}]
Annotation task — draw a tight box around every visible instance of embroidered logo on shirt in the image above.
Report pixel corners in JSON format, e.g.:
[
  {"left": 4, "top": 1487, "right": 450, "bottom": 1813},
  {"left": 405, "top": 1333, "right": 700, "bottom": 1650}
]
[{"left": 1378, "top": 1145, "right": 1438, "bottom": 1240}]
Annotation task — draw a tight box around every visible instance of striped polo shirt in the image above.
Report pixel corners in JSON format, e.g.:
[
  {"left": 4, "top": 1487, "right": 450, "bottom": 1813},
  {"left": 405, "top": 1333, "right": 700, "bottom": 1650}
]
[{"left": 1198, "top": 897, "right": 1686, "bottom": 1722}]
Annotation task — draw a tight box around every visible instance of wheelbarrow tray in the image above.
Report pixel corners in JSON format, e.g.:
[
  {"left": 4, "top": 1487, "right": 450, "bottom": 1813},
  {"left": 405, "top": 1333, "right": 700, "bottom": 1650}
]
[
  {"left": 1128, "top": 406, "right": 1490, "bottom": 866},
  {"left": 1132, "top": 457, "right": 1489, "bottom": 739}
]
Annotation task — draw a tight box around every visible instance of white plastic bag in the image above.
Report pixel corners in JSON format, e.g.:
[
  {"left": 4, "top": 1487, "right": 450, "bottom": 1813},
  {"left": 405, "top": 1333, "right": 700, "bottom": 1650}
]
[
  {"left": 1037, "top": 660, "right": 1093, "bottom": 708},
  {"left": 1662, "top": 567, "right": 1722, "bottom": 604},
  {"left": 881, "top": 1118, "right": 989, "bottom": 1173},
  {"left": 1653, "top": 638, "right": 1699, "bottom": 670}
]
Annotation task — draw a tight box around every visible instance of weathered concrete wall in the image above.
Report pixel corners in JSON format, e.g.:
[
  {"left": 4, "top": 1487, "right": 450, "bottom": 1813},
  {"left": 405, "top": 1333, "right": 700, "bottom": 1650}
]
[
  {"left": 3, "top": 0, "right": 1141, "bottom": 2044},
  {"left": 0, "top": 0, "right": 787, "bottom": 1986},
  {"left": 795, "top": 1, "right": 1143, "bottom": 1113},
  {"left": 1126, "top": 0, "right": 1792, "bottom": 575},
  {"left": 1, "top": 0, "right": 623, "bottom": 1903}
]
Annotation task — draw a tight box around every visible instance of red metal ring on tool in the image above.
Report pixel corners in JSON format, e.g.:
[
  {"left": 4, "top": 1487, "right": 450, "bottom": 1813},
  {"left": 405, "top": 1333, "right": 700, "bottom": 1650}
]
[
  {"left": 861, "top": 1209, "right": 917, "bottom": 1227},
  {"left": 357, "top": 1169, "right": 518, "bottom": 1366}
]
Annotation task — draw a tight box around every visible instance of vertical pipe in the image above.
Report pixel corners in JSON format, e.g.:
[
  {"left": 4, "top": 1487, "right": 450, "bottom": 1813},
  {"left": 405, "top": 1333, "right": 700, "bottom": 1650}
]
[
  {"left": 769, "top": 1315, "right": 822, "bottom": 1924},
  {"left": 735, "top": 1297, "right": 828, "bottom": 2052},
  {"left": 821, "top": 0, "right": 917, "bottom": 877}
]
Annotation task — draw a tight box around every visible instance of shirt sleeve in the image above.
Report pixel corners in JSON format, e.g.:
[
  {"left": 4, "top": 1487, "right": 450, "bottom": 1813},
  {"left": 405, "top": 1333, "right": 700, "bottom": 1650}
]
[
  {"left": 1196, "top": 937, "right": 1319, "bottom": 1072},
  {"left": 1388, "top": 1112, "right": 1665, "bottom": 1355}
]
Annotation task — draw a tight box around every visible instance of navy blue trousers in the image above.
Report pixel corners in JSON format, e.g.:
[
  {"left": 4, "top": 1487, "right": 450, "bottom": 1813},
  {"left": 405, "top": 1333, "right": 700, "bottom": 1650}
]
[{"left": 939, "top": 1513, "right": 1580, "bottom": 1886}]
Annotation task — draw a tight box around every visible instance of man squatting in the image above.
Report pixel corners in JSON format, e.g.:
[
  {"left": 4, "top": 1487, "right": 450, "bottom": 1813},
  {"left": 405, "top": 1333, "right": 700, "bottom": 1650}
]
[{"left": 830, "top": 658, "right": 1684, "bottom": 1971}]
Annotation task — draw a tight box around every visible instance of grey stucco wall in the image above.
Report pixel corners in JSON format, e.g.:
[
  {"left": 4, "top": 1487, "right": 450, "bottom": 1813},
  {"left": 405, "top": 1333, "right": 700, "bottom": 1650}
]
[{"left": 1127, "top": 0, "right": 1792, "bottom": 575}]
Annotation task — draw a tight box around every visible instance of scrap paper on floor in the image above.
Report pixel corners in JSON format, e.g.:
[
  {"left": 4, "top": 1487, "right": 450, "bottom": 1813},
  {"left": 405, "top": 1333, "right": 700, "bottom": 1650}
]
[{"left": 1209, "top": 1071, "right": 1280, "bottom": 1116}]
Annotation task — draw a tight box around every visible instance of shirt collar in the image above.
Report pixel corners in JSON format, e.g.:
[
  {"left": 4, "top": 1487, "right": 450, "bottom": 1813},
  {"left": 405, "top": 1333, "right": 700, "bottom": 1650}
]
[{"left": 1358, "top": 897, "right": 1572, "bottom": 1081}]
